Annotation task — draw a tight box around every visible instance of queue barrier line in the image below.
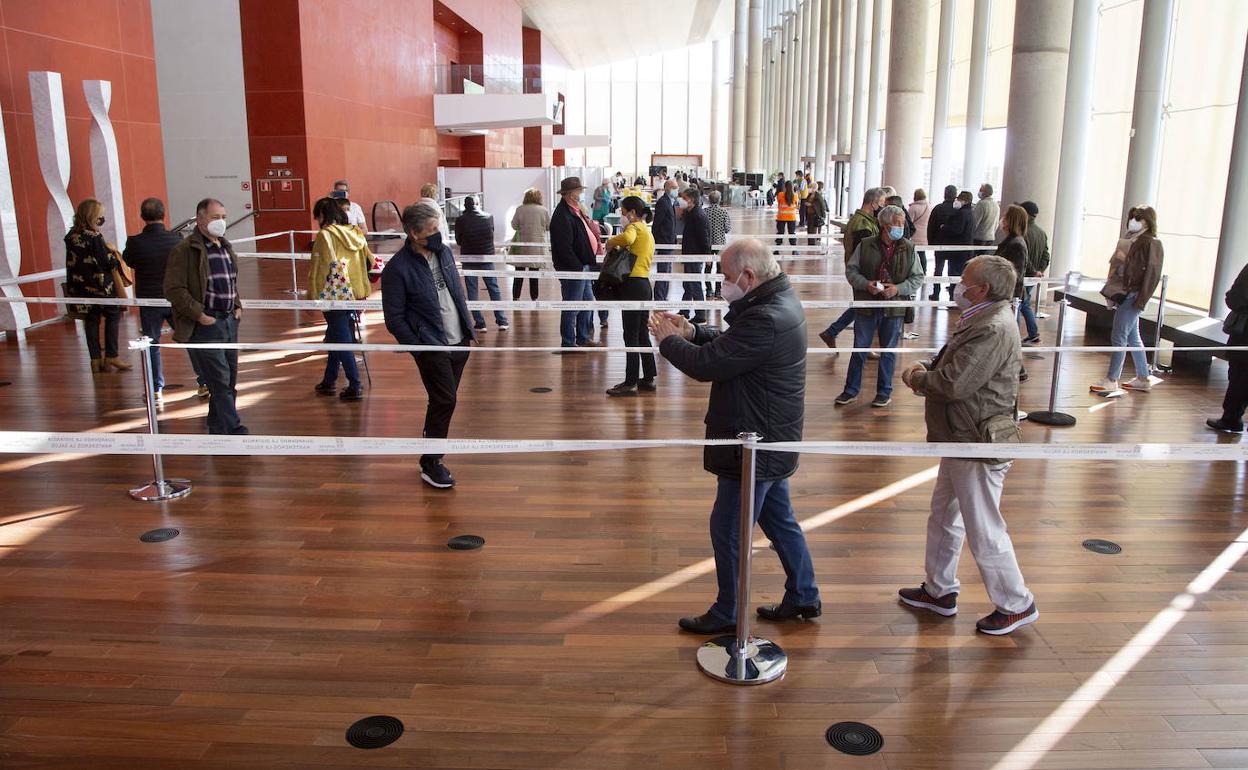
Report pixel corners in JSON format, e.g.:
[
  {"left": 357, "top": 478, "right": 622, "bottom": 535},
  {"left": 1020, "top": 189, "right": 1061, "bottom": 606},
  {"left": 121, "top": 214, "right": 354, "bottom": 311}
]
[{"left": 0, "top": 430, "right": 1243, "bottom": 463}]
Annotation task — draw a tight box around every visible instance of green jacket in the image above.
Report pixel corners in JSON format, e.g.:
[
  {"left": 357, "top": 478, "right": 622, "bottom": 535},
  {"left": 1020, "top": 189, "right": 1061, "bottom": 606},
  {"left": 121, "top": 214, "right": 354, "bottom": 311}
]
[
  {"left": 842, "top": 208, "right": 879, "bottom": 266},
  {"left": 163, "top": 229, "right": 242, "bottom": 343},
  {"left": 1023, "top": 219, "right": 1051, "bottom": 275},
  {"left": 846, "top": 236, "right": 926, "bottom": 318}
]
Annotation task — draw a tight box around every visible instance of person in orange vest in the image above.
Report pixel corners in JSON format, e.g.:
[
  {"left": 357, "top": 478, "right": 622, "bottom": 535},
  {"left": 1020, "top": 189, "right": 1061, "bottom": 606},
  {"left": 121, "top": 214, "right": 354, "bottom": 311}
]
[{"left": 774, "top": 180, "right": 799, "bottom": 246}]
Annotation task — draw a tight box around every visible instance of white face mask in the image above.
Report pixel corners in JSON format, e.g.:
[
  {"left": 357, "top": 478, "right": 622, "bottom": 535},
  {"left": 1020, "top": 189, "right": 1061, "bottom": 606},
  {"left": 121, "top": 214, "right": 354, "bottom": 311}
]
[
  {"left": 952, "top": 200, "right": 964, "bottom": 209},
  {"left": 721, "top": 274, "right": 749, "bottom": 303},
  {"left": 1126, "top": 218, "right": 1143, "bottom": 234},
  {"left": 205, "top": 219, "right": 228, "bottom": 238},
  {"left": 953, "top": 281, "right": 976, "bottom": 310}
]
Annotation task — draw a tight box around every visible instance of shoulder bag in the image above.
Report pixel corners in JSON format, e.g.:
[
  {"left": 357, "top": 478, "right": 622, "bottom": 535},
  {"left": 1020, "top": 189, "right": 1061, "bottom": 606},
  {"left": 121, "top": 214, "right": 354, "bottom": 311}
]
[{"left": 593, "top": 246, "right": 637, "bottom": 301}]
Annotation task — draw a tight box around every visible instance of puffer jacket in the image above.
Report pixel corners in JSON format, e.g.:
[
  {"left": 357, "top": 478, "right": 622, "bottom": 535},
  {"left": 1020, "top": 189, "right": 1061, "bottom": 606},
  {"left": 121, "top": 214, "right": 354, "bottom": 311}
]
[
  {"left": 845, "top": 236, "right": 926, "bottom": 318},
  {"left": 453, "top": 208, "right": 494, "bottom": 257},
  {"left": 910, "top": 300, "right": 1022, "bottom": 459},
  {"left": 308, "top": 224, "right": 374, "bottom": 300},
  {"left": 658, "top": 274, "right": 805, "bottom": 481}
]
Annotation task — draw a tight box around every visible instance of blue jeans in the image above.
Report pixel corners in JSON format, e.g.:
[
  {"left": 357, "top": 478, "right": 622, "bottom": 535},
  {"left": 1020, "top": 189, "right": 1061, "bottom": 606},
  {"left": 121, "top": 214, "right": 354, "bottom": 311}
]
[
  {"left": 187, "top": 314, "right": 244, "bottom": 434},
  {"left": 321, "top": 310, "right": 360, "bottom": 389},
  {"left": 558, "top": 266, "right": 594, "bottom": 347},
  {"left": 1108, "top": 292, "right": 1149, "bottom": 381},
  {"left": 139, "top": 306, "right": 174, "bottom": 389},
  {"left": 1020, "top": 286, "right": 1038, "bottom": 339},
  {"left": 462, "top": 262, "right": 509, "bottom": 328},
  {"left": 821, "top": 307, "right": 855, "bottom": 338},
  {"left": 844, "top": 310, "right": 903, "bottom": 398},
  {"left": 653, "top": 253, "right": 673, "bottom": 301},
  {"left": 709, "top": 476, "right": 820, "bottom": 621}
]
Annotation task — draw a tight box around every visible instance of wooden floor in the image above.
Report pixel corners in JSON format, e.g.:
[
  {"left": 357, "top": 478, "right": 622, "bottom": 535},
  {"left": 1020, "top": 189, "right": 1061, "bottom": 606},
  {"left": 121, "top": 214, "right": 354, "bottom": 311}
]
[{"left": 1, "top": 209, "right": 1247, "bottom": 769}]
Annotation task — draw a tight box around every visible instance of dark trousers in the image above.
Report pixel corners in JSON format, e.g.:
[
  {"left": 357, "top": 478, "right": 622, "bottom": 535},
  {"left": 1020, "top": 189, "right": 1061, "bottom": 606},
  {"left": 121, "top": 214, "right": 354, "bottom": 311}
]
[
  {"left": 775, "top": 220, "right": 797, "bottom": 246},
  {"left": 653, "top": 253, "right": 673, "bottom": 301},
  {"left": 321, "top": 310, "right": 360, "bottom": 388},
  {"left": 1224, "top": 337, "right": 1248, "bottom": 428},
  {"left": 83, "top": 306, "right": 121, "bottom": 360},
  {"left": 807, "top": 222, "right": 823, "bottom": 246},
  {"left": 512, "top": 268, "right": 540, "bottom": 301},
  {"left": 930, "top": 250, "right": 950, "bottom": 300},
  {"left": 412, "top": 347, "right": 470, "bottom": 464},
  {"left": 187, "top": 314, "right": 244, "bottom": 434},
  {"left": 680, "top": 260, "right": 706, "bottom": 321},
  {"left": 620, "top": 277, "right": 657, "bottom": 384}
]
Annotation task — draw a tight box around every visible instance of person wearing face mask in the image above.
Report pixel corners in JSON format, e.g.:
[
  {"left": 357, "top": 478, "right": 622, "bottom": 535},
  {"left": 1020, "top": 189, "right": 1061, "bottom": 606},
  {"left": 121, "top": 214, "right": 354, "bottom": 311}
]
[
  {"left": 604, "top": 196, "right": 658, "bottom": 397},
  {"left": 679, "top": 187, "right": 710, "bottom": 324},
  {"left": 549, "top": 177, "right": 604, "bottom": 350},
  {"left": 649, "top": 238, "right": 821, "bottom": 634},
  {"left": 926, "top": 185, "right": 961, "bottom": 301},
  {"left": 834, "top": 205, "right": 926, "bottom": 408},
  {"left": 164, "top": 198, "right": 247, "bottom": 435},
  {"left": 64, "top": 198, "right": 130, "bottom": 373},
  {"left": 1091, "top": 205, "right": 1165, "bottom": 393},
  {"left": 651, "top": 179, "right": 679, "bottom": 301},
  {"left": 994, "top": 205, "right": 1034, "bottom": 340},
  {"left": 381, "top": 202, "right": 476, "bottom": 489},
  {"left": 972, "top": 183, "right": 1000, "bottom": 252},
  {"left": 774, "top": 180, "right": 799, "bottom": 246},
  {"left": 308, "top": 196, "right": 375, "bottom": 402},
  {"left": 817, "top": 188, "right": 887, "bottom": 355},
  {"left": 899, "top": 254, "right": 1038, "bottom": 636}
]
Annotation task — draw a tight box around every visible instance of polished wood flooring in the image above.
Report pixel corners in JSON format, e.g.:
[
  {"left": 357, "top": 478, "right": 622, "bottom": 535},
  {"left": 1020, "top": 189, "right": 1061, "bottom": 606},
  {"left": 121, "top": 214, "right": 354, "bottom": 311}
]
[{"left": 1, "top": 210, "right": 1247, "bottom": 769}]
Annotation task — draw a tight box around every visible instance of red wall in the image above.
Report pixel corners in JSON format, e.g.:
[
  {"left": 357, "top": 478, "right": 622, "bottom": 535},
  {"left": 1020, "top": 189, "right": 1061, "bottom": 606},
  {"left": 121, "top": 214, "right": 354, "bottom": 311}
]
[
  {"left": 240, "top": 0, "right": 528, "bottom": 236},
  {"left": 0, "top": 0, "right": 166, "bottom": 321}
]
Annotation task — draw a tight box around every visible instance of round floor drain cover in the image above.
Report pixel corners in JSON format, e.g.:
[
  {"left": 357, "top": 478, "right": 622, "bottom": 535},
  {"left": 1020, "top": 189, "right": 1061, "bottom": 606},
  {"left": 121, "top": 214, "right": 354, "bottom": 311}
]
[
  {"left": 530, "top": 387, "right": 552, "bottom": 393},
  {"left": 825, "top": 722, "right": 883, "bottom": 755},
  {"left": 448, "top": 535, "right": 485, "bottom": 550},
  {"left": 139, "top": 528, "right": 180, "bottom": 543},
  {"left": 346, "top": 715, "right": 403, "bottom": 749},
  {"left": 1082, "top": 538, "right": 1122, "bottom": 555}
]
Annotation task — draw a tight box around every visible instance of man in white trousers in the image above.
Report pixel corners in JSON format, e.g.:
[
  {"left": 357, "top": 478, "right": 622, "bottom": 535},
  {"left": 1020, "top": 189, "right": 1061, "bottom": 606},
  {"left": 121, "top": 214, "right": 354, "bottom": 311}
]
[{"left": 898, "top": 254, "right": 1038, "bottom": 635}]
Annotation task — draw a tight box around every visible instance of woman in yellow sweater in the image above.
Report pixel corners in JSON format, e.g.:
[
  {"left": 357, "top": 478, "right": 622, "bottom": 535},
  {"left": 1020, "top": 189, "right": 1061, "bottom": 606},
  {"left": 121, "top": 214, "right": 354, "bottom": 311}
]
[
  {"left": 307, "top": 196, "right": 376, "bottom": 401},
  {"left": 604, "top": 196, "right": 657, "bottom": 397}
]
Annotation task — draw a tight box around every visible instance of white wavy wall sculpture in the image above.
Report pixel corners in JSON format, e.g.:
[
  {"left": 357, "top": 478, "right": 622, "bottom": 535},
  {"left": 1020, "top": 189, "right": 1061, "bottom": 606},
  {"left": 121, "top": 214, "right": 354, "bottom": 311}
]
[
  {"left": 0, "top": 95, "right": 30, "bottom": 332},
  {"left": 29, "top": 71, "right": 73, "bottom": 298},
  {"left": 84, "top": 79, "right": 125, "bottom": 253}
]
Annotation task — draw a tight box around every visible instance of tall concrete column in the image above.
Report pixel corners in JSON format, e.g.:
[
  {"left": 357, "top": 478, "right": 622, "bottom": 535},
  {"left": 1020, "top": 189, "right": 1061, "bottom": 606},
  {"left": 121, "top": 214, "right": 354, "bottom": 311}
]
[
  {"left": 732, "top": 0, "right": 748, "bottom": 171},
  {"left": 814, "top": 0, "right": 831, "bottom": 177},
  {"left": 1001, "top": 0, "right": 1073, "bottom": 226},
  {"left": 929, "top": 0, "right": 955, "bottom": 193},
  {"left": 745, "top": 0, "right": 764, "bottom": 171},
  {"left": 864, "top": 0, "right": 884, "bottom": 187},
  {"left": 780, "top": 9, "right": 793, "bottom": 173},
  {"left": 1210, "top": 31, "right": 1248, "bottom": 317},
  {"left": 1121, "top": 0, "right": 1174, "bottom": 225},
  {"left": 805, "top": 0, "right": 821, "bottom": 159},
  {"left": 883, "top": 0, "right": 927, "bottom": 198},
  {"left": 795, "top": 0, "right": 810, "bottom": 169},
  {"left": 787, "top": 2, "right": 801, "bottom": 171},
  {"left": 820, "top": 0, "right": 839, "bottom": 178},
  {"left": 1050, "top": 0, "right": 1098, "bottom": 277},
  {"left": 848, "top": 0, "right": 870, "bottom": 207},
  {"left": 963, "top": 0, "right": 991, "bottom": 188},
  {"left": 711, "top": 39, "right": 722, "bottom": 176},
  {"left": 836, "top": 0, "right": 853, "bottom": 156}
]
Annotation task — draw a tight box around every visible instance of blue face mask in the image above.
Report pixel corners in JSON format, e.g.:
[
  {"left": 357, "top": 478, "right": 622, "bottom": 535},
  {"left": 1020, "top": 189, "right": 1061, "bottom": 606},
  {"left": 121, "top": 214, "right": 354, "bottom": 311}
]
[
  {"left": 668, "top": 190, "right": 678, "bottom": 200},
  {"left": 888, "top": 226, "right": 905, "bottom": 241}
]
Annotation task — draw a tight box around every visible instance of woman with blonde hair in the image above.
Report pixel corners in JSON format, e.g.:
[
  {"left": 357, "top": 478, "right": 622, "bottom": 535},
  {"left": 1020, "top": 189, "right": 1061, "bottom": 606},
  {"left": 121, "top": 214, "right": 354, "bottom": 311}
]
[
  {"left": 1092, "top": 205, "right": 1164, "bottom": 393},
  {"left": 65, "top": 198, "right": 131, "bottom": 372},
  {"left": 510, "top": 187, "right": 549, "bottom": 301}
]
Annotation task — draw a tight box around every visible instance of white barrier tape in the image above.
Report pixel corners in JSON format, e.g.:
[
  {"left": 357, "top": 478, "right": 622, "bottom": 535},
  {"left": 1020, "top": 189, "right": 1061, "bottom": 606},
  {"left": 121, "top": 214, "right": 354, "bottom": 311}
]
[
  {"left": 0, "top": 295, "right": 171, "bottom": 307},
  {"left": 456, "top": 268, "right": 1059, "bottom": 287},
  {"left": 0, "top": 430, "right": 1242, "bottom": 463},
  {"left": 0, "top": 268, "right": 65, "bottom": 287},
  {"left": 234, "top": 251, "right": 836, "bottom": 264}
]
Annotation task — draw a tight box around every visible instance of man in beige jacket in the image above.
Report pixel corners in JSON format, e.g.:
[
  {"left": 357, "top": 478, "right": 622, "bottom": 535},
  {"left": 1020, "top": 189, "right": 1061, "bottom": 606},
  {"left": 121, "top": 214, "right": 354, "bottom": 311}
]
[{"left": 897, "top": 255, "right": 1038, "bottom": 636}]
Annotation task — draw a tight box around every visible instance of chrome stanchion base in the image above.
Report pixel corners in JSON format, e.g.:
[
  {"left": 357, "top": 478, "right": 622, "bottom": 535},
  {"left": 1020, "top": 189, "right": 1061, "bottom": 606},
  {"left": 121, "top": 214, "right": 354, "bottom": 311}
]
[
  {"left": 696, "top": 636, "right": 787, "bottom": 685},
  {"left": 1027, "top": 410, "right": 1077, "bottom": 427},
  {"left": 128, "top": 479, "right": 192, "bottom": 502}
]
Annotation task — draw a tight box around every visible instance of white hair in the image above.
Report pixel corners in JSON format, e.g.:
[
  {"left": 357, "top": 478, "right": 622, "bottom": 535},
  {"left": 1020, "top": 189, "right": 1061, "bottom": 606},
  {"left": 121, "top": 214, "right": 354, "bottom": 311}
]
[
  {"left": 877, "top": 204, "right": 906, "bottom": 226},
  {"left": 965, "top": 255, "right": 1016, "bottom": 301},
  {"left": 722, "top": 238, "right": 780, "bottom": 281}
]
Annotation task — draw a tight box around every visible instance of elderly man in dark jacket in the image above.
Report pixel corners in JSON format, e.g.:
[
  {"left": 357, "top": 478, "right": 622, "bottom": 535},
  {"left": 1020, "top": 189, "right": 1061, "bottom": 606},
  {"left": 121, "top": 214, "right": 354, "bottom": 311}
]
[
  {"left": 679, "top": 186, "right": 710, "bottom": 324},
  {"left": 549, "top": 177, "right": 601, "bottom": 349},
  {"left": 651, "top": 237, "right": 821, "bottom": 634},
  {"left": 651, "top": 179, "right": 678, "bottom": 300},
  {"left": 454, "top": 196, "right": 508, "bottom": 333}
]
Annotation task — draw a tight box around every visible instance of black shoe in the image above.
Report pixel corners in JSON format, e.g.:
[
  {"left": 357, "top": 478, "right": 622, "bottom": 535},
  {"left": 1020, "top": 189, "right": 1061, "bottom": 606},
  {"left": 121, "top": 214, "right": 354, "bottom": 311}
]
[
  {"left": 473, "top": 324, "right": 488, "bottom": 333},
  {"left": 1207, "top": 418, "right": 1245, "bottom": 434},
  {"left": 637, "top": 378, "right": 657, "bottom": 392},
  {"left": 229, "top": 426, "right": 250, "bottom": 435},
  {"left": 756, "top": 601, "right": 822, "bottom": 622},
  {"left": 834, "top": 391, "right": 858, "bottom": 406},
  {"left": 871, "top": 395, "right": 892, "bottom": 408},
  {"left": 339, "top": 385, "right": 364, "bottom": 401},
  {"left": 314, "top": 381, "right": 336, "bottom": 396},
  {"left": 605, "top": 382, "right": 638, "bottom": 397},
  {"left": 420, "top": 461, "right": 455, "bottom": 489},
  {"left": 678, "top": 612, "right": 736, "bottom": 635}
]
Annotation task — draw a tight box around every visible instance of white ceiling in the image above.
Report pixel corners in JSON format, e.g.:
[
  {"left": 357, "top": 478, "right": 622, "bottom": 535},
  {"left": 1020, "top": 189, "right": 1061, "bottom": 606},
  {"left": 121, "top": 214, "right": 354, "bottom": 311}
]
[{"left": 519, "top": 0, "right": 733, "bottom": 70}]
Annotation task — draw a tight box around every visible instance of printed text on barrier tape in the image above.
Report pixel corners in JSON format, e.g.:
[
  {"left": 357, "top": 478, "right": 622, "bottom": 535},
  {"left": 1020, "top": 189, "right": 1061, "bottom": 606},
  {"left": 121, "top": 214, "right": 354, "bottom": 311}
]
[{"left": 0, "top": 431, "right": 1243, "bottom": 463}]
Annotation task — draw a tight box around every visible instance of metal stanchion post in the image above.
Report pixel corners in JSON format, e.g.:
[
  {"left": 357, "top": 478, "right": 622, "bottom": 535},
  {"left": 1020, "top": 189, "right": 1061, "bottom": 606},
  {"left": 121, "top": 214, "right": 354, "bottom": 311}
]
[
  {"left": 1028, "top": 273, "right": 1077, "bottom": 427},
  {"left": 283, "top": 230, "right": 300, "bottom": 296},
  {"left": 1151, "top": 274, "right": 1172, "bottom": 374},
  {"left": 128, "top": 337, "right": 192, "bottom": 502},
  {"left": 696, "top": 432, "right": 787, "bottom": 686}
]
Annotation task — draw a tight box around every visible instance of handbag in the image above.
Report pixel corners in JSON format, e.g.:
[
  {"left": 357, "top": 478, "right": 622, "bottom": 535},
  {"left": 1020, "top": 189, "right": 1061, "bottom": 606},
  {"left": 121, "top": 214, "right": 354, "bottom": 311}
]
[
  {"left": 109, "top": 246, "right": 133, "bottom": 299},
  {"left": 597, "top": 246, "right": 637, "bottom": 288}
]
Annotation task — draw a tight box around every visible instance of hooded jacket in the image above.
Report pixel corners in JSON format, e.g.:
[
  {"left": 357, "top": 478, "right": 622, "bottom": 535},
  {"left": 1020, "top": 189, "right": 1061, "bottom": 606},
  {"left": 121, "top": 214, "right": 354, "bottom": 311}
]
[{"left": 308, "top": 224, "right": 374, "bottom": 301}]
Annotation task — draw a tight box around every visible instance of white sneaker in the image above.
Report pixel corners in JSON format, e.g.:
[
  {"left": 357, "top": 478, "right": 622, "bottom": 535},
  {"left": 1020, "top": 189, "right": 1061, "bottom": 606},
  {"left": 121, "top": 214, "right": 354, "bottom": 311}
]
[
  {"left": 1089, "top": 378, "right": 1119, "bottom": 393},
  {"left": 1122, "top": 377, "right": 1152, "bottom": 391}
]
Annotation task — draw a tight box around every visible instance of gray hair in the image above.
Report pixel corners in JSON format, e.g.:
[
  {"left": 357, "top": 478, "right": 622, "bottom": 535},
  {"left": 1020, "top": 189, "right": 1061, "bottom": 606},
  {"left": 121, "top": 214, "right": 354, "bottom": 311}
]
[
  {"left": 879, "top": 186, "right": 897, "bottom": 198},
  {"left": 877, "top": 204, "right": 905, "bottom": 226},
  {"left": 708, "top": 190, "right": 721, "bottom": 205},
  {"left": 863, "top": 186, "right": 885, "bottom": 206},
  {"left": 333, "top": 179, "right": 349, "bottom": 189},
  {"left": 965, "top": 255, "right": 1016, "bottom": 301},
  {"left": 721, "top": 238, "right": 780, "bottom": 281},
  {"left": 402, "top": 202, "right": 442, "bottom": 236}
]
